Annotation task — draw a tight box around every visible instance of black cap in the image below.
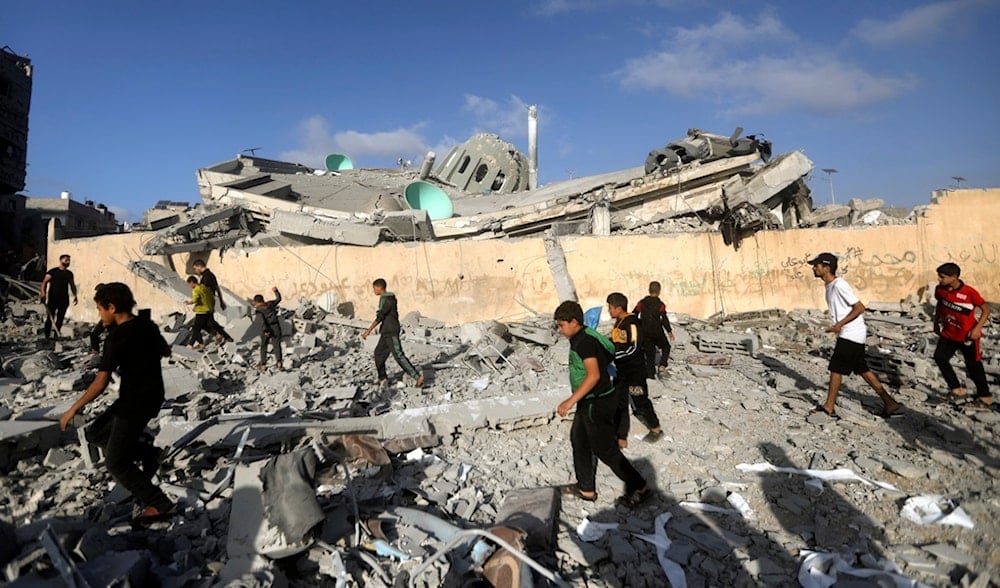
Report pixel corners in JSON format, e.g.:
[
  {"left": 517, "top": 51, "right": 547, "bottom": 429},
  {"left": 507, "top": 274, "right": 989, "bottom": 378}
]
[{"left": 808, "top": 252, "right": 838, "bottom": 272}]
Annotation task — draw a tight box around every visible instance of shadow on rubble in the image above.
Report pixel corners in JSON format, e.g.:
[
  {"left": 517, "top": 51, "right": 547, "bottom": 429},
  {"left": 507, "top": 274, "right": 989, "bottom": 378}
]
[
  {"left": 757, "top": 353, "right": 825, "bottom": 392},
  {"left": 878, "top": 397, "right": 1000, "bottom": 467},
  {"left": 757, "top": 442, "right": 902, "bottom": 581},
  {"left": 558, "top": 457, "right": 799, "bottom": 587}
]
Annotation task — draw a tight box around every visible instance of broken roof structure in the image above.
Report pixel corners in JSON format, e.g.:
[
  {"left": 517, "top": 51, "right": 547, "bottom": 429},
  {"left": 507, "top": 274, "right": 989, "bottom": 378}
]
[{"left": 137, "top": 128, "right": 818, "bottom": 253}]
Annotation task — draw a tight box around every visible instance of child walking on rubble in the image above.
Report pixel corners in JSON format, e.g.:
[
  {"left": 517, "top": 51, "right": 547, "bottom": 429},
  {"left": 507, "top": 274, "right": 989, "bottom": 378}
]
[
  {"left": 607, "top": 292, "right": 665, "bottom": 445},
  {"left": 59, "top": 282, "right": 176, "bottom": 527},
  {"left": 633, "top": 281, "right": 676, "bottom": 378},
  {"left": 183, "top": 275, "right": 232, "bottom": 348},
  {"left": 253, "top": 286, "right": 283, "bottom": 371},
  {"left": 933, "top": 262, "right": 992, "bottom": 410},
  {"left": 362, "top": 278, "right": 424, "bottom": 388},
  {"left": 555, "top": 300, "right": 653, "bottom": 508}
]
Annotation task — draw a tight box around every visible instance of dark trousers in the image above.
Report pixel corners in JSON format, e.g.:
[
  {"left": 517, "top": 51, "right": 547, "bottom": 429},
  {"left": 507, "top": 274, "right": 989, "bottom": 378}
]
[
  {"left": 571, "top": 392, "right": 647, "bottom": 494},
  {"left": 374, "top": 332, "right": 420, "bottom": 379},
  {"left": 187, "top": 313, "right": 232, "bottom": 346},
  {"left": 615, "top": 368, "right": 661, "bottom": 439},
  {"left": 642, "top": 331, "right": 671, "bottom": 377},
  {"left": 934, "top": 337, "right": 990, "bottom": 397},
  {"left": 44, "top": 299, "right": 69, "bottom": 338},
  {"left": 260, "top": 332, "right": 282, "bottom": 365},
  {"left": 86, "top": 407, "right": 172, "bottom": 510}
]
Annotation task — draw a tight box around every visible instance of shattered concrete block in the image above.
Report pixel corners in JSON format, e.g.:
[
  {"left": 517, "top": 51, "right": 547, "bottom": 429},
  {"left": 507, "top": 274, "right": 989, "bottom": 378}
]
[
  {"left": 696, "top": 332, "right": 760, "bottom": 356},
  {"left": 496, "top": 487, "right": 559, "bottom": 553},
  {"left": 162, "top": 364, "right": 200, "bottom": 401},
  {"left": 42, "top": 447, "right": 75, "bottom": 469},
  {"left": 0, "top": 421, "right": 62, "bottom": 471},
  {"left": 226, "top": 316, "right": 254, "bottom": 343},
  {"left": 9, "top": 351, "right": 62, "bottom": 381}
]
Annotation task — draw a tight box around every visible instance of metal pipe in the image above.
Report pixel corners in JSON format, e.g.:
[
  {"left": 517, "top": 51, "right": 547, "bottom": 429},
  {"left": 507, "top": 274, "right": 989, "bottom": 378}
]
[
  {"left": 528, "top": 105, "right": 538, "bottom": 190},
  {"left": 419, "top": 151, "right": 436, "bottom": 180}
]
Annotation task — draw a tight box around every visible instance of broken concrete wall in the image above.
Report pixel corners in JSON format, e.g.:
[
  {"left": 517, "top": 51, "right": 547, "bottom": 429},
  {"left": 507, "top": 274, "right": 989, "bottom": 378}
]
[{"left": 47, "top": 189, "right": 1000, "bottom": 325}]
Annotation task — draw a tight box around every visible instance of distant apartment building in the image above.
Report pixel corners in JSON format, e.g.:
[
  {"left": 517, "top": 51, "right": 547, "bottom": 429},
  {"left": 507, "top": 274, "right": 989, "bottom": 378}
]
[
  {"left": 0, "top": 46, "right": 31, "bottom": 195},
  {"left": 21, "top": 194, "right": 119, "bottom": 263}
]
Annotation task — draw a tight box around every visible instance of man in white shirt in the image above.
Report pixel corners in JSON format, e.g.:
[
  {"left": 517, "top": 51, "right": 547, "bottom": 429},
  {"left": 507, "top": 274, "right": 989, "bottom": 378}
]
[{"left": 809, "top": 252, "right": 903, "bottom": 419}]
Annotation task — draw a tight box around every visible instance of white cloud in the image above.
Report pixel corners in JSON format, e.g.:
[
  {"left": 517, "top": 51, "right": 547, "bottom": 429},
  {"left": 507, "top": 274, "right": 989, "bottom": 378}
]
[
  {"left": 278, "top": 116, "right": 432, "bottom": 169},
  {"left": 852, "top": 1, "right": 971, "bottom": 45},
  {"left": 105, "top": 204, "right": 134, "bottom": 223},
  {"left": 617, "top": 12, "right": 916, "bottom": 114},
  {"left": 533, "top": 0, "right": 681, "bottom": 17},
  {"left": 462, "top": 94, "right": 535, "bottom": 139}
]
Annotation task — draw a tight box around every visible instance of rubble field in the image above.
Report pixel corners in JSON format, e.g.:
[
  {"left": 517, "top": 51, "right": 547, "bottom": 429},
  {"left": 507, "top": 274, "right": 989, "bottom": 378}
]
[{"left": 0, "top": 287, "right": 997, "bottom": 588}]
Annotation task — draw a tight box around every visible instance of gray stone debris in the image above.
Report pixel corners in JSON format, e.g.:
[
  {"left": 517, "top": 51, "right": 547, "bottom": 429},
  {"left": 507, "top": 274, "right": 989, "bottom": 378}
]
[{"left": 0, "top": 289, "right": 996, "bottom": 587}]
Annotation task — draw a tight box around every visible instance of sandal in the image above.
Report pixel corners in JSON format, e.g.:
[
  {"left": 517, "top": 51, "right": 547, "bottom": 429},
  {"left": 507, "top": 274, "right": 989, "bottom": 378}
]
[
  {"left": 878, "top": 404, "right": 905, "bottom": 419},
  {"left": 807, "top": 405, "right": 840, "bottom": 420},
  {"left": 945, "top": 390, "right": 969, "bottom": 403},
  {"left": 615, "top": 487, "right": 654, "bottom": 509},
  {"left": 963, "top": 397, "right": 994, "bottom": 412},
  {"left": 560, "top": 484, "right": 597, "bottom": 502}
]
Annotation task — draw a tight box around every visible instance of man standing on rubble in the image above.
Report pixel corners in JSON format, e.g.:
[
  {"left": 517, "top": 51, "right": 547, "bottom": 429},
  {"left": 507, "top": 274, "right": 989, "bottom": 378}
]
[
  {"left": 932, "top": 262, "right": 992, "bottom": 410},
  {"left": 808, "top": 253, "right": 903, "bottom": 419},
  {"left": 38, "top": 253, "right": 78, "bottom": 339},
  {"left": 59, "top": 282, "right": 176, "bottom": 527},
  {"left": 362, "top": 278, "right": 424, "bottom": 388}
]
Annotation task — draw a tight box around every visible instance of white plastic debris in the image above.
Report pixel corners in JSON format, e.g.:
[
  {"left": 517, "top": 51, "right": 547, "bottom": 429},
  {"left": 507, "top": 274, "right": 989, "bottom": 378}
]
[
  {"left": 635, "top": 512, "right": 686, "bottom": 588},
  {"left": 900, "top": 495, "right": 974, "bottom": 529},
  {"left": 576, "top": 517, "right": 618, "bottom": 542},
  {"left": 678, "top": 502, "right": 741, "bottom": 516},
  {"left": 798, "top": 550, "right": 918, "bottom": 588},
  {"left": 736, "top": 462, "right": 900, "bottom": 492},
  {"left": 469, "top": 377, "right": 490, "bottom": 391},
  {"left": 725, "top": 492, "right": 755, "bottom": 520}
]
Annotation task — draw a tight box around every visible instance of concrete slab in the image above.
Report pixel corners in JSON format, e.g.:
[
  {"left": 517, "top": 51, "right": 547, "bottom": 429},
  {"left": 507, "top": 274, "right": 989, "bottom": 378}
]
[{"left": 0, "top": 421, "right": 62, "bottom": 471}]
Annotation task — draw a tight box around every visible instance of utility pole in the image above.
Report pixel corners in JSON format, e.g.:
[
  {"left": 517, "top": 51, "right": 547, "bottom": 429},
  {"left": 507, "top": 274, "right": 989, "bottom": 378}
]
[{"left": 821, "top": 168, "right": 838, "bottom": 205}]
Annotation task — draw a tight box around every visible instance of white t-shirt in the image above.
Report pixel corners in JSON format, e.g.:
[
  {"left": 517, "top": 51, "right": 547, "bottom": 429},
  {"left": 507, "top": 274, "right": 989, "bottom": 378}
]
[{"left": 825, "top": 277, "right": 866, "bottom": 344}]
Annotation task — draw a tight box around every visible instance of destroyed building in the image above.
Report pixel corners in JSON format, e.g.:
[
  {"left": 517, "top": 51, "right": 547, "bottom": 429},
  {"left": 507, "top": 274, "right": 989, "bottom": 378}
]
[{"left": 0, "top": 121, "right": 998, "bottom": 586}]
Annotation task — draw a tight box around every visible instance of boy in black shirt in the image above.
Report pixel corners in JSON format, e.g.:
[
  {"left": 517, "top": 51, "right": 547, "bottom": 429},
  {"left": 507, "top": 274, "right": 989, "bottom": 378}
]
[
  {"left": 555, "top": 300, "right": 652, "bottom": 508},
  {"left": 253, "top": 286, "right": 283, "bottom": 371},
  {"left": 607, "top": 292, "right": 664, "bottom": 444},
  {"left": 60, "top": 282, "right": 176, "bottom": 527},
  {"left": 633, "top": 280, "right": 676, "bottom": 378},
  {"left": 362, "top": 278, "right": 424, "bottom": 387}
]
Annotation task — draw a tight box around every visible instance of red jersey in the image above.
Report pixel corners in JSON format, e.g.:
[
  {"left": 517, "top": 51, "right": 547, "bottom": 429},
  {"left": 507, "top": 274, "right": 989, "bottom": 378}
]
[{"left": 935, "top": 282, "right": 985, "bottom": 342}]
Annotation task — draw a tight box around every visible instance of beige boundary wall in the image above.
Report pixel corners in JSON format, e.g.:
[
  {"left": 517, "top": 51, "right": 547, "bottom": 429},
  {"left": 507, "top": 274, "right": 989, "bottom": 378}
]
[{"left": 50, "top": 189, "right": 999, "bottom": 326}]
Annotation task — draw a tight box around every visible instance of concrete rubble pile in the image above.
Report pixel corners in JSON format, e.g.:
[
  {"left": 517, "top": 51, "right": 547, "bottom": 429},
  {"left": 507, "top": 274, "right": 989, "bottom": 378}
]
[
  {"left": 0, "top": 284, "right": 997, "bottom": 587},
  {"left": 132, "top": 129, "right": 922, "bottom": 255}
]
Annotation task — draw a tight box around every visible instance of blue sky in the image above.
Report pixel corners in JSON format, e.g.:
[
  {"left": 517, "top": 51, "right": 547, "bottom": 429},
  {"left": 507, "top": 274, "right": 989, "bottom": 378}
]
[{"left": 5, "top": 0, "right": 999, "bottom": 222}]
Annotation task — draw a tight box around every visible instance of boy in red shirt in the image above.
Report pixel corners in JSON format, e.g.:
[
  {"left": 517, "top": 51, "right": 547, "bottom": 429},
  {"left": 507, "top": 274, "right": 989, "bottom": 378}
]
[{"left": 933, "top": 263, "right": 991, "bottom": 409}]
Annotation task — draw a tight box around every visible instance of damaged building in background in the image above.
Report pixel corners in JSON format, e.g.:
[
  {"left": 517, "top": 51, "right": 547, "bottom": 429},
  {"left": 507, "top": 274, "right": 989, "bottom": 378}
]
[
  {"left": 136, "top": 126, "right": 861, "bottom": 255},
  {"left": 1, "top": 103, "right": 999, "bottom": 586}
]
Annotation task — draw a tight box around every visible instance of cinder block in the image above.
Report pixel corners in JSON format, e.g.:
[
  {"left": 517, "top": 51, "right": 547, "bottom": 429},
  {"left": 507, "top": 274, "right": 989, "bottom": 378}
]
[{"left": 696, "top": 332, "right": 760, "bottom": 356}]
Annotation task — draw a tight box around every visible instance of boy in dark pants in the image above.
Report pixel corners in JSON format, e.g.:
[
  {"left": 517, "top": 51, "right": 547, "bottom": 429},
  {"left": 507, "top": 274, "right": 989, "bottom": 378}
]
[
  {"left": 633, "top": 281, "right": 675, "bottom": 378},
  {"left": 253, "top": 286, "right": 283, "bottom": 371},
  {"left": 933, "top": 262, "right": 992, "bottom": 409},
  {"left": 607, "top": 292, "right": 664, "bottom": 445},
  {"left": 555, "top": 300, "right": 652, "bottom": 508},
  {"left": 362, "top": 278, "right": 424, "bottom": 388},
  {"left": 59, "top": 283, "right": 176, "bottom": 526}
]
